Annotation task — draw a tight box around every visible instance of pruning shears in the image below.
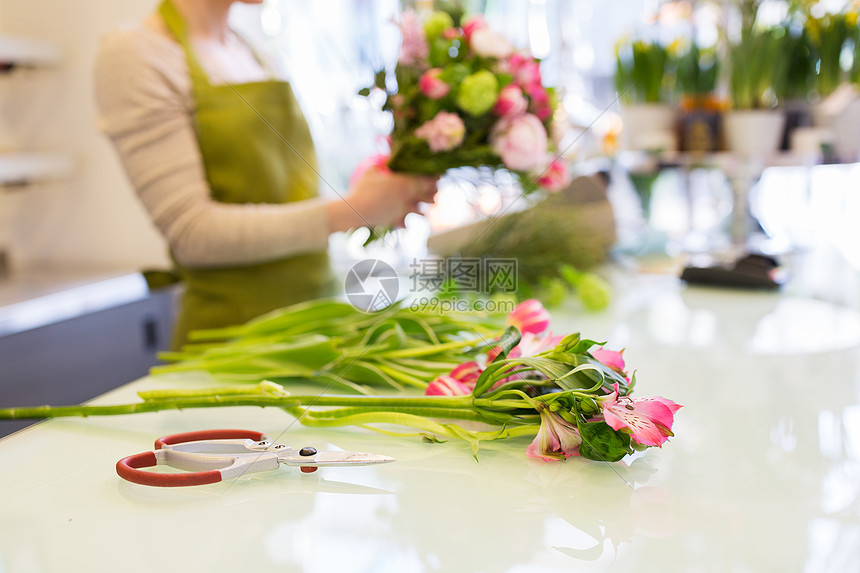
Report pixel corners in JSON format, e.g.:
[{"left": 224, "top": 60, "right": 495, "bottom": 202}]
[{"left": 116, "top": 429, "right": 395, "bottom": 487}]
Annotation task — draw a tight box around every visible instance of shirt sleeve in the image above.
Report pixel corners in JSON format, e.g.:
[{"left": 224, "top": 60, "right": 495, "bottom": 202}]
[{"left": 93, "top": 27, "right": 332, "bottom": 269}]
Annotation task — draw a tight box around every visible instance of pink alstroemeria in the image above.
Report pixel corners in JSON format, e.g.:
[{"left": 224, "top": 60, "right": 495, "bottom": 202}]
[
  {"left": 527, "top": 403, "right": 582, "bottom": 462},
  {"left": 425, "top": 375, "right": 471, "bottom": 396},
  {"left": 591, "top": 347, "right": 628, "bottom": 379},
  {"left": 507, "top": 298, "right": 551, "bottom": 335},
  {"left": 449, "top": 361, "right": 482, "bottom": 386},
  {"left": 493, "top": 84, "right": 528, "bottom": 118},
  {"left": 514, "top": 331, "right": 562, "bottom": 358},
  {"left": 600, "top": 383, "right": 682, "bottom": 447},
  {"left": 461, "top": 14, "right": 488, "bottom": 41},
  {"left": 536, "top": 158, "right": 570, "bottom": 192},
  {"left": 419, "top": 68, "right": 450, "bottom": 99}
]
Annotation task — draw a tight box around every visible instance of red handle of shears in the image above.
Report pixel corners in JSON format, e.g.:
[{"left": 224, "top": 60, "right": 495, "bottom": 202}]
[{"left": 116, "top": 429, "right": 268, "bottom": 487}]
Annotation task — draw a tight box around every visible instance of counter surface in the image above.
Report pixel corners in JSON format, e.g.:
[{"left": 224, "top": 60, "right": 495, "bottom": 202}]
[{"left": 1, "top": 274, "right": 859, "bottom": 572}]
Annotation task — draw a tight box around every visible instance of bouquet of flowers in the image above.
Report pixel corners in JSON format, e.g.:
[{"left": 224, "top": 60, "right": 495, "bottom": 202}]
[
  {"left": 358, "top": 10, "right": 569, "bottom": 193},
  {"left": 0, "top": 300, "right": 681, "bottom": 463}
]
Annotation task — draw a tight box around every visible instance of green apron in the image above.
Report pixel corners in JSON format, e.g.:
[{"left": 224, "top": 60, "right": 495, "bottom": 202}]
[{"left": 159, "top": 0, "right": 335, "bottom": 348}]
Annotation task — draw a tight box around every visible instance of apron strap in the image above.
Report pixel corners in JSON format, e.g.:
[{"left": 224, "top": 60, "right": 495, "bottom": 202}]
[{"left": 158, "top": 0, "right": 211, "bottom": 86}]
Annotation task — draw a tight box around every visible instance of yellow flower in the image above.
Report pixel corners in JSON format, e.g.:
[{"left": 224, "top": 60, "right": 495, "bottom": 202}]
[
  {"left": 667, "top": 38, "right": 686, "bottom": 57},
  {"left": 846, "top": 11, "right": 858, "bottom": 27}
]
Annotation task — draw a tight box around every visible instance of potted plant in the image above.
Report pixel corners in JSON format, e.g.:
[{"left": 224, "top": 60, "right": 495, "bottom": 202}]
[
  {"left": 807, "top": 11, "right": 855, "bottom": 104},
  {"left": 831, "top": 11, "right": 860, "bottom": 161},
  {"left": 614, "top": 38, "right": 678, "bottom": 152},
  {"left": 677, "top": 42, "right": 722, "bottom": 153},
  {"left": 779, "top": 25, "right": 816, "bottom": 150},
  {"left": 724, "top": 26, "right": 789, "bottom": 156}
]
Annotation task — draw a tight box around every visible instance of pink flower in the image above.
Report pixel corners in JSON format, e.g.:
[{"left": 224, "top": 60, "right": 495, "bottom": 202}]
[
  {"left": 526, "top": 84, "right": 553, "bottom": 120},
  {"left": 600, "top": 383, "right": 682, "bottom": 447},
  {"left": 419, "top": 68, "right": 450, "bottom": 99},
  {"left": 591, "top": 347, "right": 628, "bottom": 379},
  {"left": 490, "top": 114, "right": 548, "bottom": 172},
  {"left": 506, "top": 298, "right": 551, "bottom": 335},
  {"left": 527, "top": 403, "right": 582, "bottom": 461},
  {"left": 507, "top": 53, "right": 542, "bottom": 88},
  {"left": 514, "top": 331, "right": 562, "bottom": 357},
  {"left": 470, "top": 28, "right": 514, "bottom": 59},
  {"left": 425, "top": 361, "right": 484, "bottom": 396},
  {"left": 449, "top": 361, "right": 482, "bottom": 386},
  {"left": 461, "top": 14, "right": 488, "bottom": 41},
  {"left": 415, "top": 111, "right": 466, "bottom": 152},
  {"left": 493, "top": 85, "right": 528, "bottom": 118},
  {"left": 397, "top": 11, "right": 428, "bottom": 66},
  {"left": 425, "top": 375, "right": 471, "bottom": 396},
  {"left": 536, "top": 158, "right": 570, "bottom": 192},
  {"left": 487, "top": 331, "right": 562, "bottom": 386},
  {"left": 442, "top": 27, "right": 460, "bottom": 40},
  {"left": 348, "top": 153, "right": 390, "bottom": 187}
]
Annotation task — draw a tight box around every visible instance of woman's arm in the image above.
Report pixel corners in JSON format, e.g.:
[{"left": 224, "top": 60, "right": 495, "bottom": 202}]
[{"left": 95, "top": 27, "right": 336, "bottom": 268}]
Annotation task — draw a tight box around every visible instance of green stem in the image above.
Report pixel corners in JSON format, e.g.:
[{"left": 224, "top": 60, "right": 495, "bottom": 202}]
[{"left": 378, "top": 338, "right": 483, "bottom": 359}]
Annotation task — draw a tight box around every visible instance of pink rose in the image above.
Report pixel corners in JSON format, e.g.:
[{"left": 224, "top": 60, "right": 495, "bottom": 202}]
[
  {"left": 536, "top": 157, "right": 570, "bottom": 192},
  {"left": 415, "top": 111, "right": 466, "bottom": 152},
  {"left": 419, "top": 68, "right": 450, "bottom": 99},
  {"left": 526, "top": 84, "right": 553, "bottom": 120},
  {"left": 490, "top": 114, "right": 548, "bottom": 172},
  {"left": 493, "top": 85, "right": 528, "bottom": 118},
  {"left": 508, "top": 53, "right": 542, "bottom": 88},
  {"left": 397, "top": 10, "right": 428, "bottom": 66},
  {"left": 461, "top": 14, "right": 488, "bottom": 41},
  {"left": 470, "top": 28, "right": 514, "bottom": 59}
]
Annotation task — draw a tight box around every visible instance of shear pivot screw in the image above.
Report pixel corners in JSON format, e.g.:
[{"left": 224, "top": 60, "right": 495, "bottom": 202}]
[{"left": 299, "top": 446, "right": 317, "bottom": 457}]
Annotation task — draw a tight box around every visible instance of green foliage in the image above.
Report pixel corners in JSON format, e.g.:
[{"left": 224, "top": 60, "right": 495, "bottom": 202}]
[
  {"left": 730, "top": 26, "right": 789, "bottom": 109},
  {"left": 676, "top": 43, "right": 719, "bottom": 97},
  {"left": 615, "top": 39, "right": 674, "bottom": 104},
  {"left": 806, "top": 12, "right": 858, "bottom": 96},
  {"left": 577, "top": 420, "right": 633, "bottom": 462}
]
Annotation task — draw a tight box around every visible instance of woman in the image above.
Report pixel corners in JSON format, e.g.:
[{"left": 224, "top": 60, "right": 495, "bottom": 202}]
[{"left": 95, "top": 0, "right": 436, "bottom": 348}]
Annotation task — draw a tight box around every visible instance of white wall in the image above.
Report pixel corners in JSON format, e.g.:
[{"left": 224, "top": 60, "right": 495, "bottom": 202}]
[{"left": 0, "top": 0, "right": 171, "bottom": 270}]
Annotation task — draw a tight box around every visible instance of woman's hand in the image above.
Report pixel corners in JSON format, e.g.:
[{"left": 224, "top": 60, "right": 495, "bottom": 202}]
[{"left": 326, "top": 167, "right": 438, "bottom": 232}]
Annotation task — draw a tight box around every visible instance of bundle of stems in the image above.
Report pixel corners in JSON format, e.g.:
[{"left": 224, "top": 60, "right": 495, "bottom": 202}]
[
  {"left": 153, "top": 299, "right": 507, "bottom": 394},
  {"left": 0, "top": 328, "right": 656, "bottom": 462}
]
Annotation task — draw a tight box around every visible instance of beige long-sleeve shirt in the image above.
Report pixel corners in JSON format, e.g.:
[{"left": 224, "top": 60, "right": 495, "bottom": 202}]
[{"left": 94, "top": 24, "right": 331, "bottom": 268}]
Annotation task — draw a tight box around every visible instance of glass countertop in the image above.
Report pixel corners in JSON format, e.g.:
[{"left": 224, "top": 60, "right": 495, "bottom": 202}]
[{"left": 1, "top": 272, "right": 858, "bottom": 572}]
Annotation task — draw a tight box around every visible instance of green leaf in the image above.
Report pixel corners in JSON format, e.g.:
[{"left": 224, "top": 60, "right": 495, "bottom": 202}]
[
  {"left": 577, "top": 421, "right": 632, "bottom": 462},
  {"left": 471, "top": 327, "right": 521, "bottom": 396}
]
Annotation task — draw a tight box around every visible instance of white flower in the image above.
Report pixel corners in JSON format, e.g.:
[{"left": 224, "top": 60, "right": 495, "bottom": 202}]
[{"left": 470, "top": 28, "right": 513, "bottom": 59}]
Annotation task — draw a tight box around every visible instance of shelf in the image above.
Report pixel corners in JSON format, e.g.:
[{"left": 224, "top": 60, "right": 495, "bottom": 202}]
[
  {"left": 0, "top": 152, "right": 74, "bottom": 187},
  {"left": 0, "top": 36, "right": 62, "bottom": 70}
]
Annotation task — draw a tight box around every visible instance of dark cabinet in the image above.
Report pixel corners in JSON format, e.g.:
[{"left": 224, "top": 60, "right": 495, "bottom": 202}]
[{"left": 0, "top": 287, "right": 176, "bottom": 437}]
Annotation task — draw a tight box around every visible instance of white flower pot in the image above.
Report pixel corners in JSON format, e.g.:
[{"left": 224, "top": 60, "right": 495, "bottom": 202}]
[
  {"left": 621, "top": 103, "right": 678, "bottom": 153},
  {"left": 833, "top": 98, "right": 860, "bottom": 162},
  {"left": 723, "top": 110, "right": 786, "bottom": 157}
]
